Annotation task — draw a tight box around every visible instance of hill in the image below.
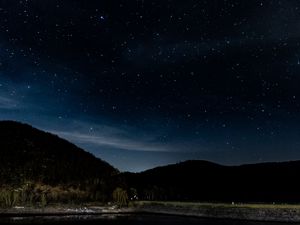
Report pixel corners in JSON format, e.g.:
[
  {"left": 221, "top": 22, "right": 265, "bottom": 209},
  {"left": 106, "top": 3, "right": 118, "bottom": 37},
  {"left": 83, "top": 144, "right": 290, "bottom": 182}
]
[
  {"left": 1, "top": 120, "right": 300, "bottom": 205},
  {"left": 0, "top": 120, "right": 118, "bottom": 185},
  {"left": 122, "top": 160, "right": 300, "bottom": 203}
]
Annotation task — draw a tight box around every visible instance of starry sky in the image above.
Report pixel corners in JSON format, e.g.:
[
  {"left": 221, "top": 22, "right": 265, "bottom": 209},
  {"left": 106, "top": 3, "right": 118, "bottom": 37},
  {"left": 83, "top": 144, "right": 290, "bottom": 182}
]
[{"left": 1, "top": 0, "right": 300, "bottom": 172}]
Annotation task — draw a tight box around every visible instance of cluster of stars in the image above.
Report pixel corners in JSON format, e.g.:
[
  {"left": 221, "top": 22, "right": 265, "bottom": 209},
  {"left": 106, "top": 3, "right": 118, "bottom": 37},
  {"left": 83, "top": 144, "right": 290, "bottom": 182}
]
[{"left": 0, "top": 0, "right": 300, "bottom": 168}]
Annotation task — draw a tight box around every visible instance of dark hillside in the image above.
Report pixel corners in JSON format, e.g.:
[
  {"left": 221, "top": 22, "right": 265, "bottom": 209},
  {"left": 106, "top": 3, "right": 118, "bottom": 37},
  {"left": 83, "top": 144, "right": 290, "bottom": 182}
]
[
  {"left": 122, "top": 160, "right": 300, "bottom": 203},
  {"left": 0, "top": 121, "right": 118, "bottom": 185}
]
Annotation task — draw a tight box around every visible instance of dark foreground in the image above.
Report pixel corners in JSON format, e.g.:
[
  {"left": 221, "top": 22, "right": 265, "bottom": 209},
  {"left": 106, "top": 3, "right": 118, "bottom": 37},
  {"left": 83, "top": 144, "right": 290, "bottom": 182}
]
[
  {"left": 3, "top": 202, "right": 300, "bottom": 223},
  {"left": 0, "top": 214, "right": 297, "bottom": 225}
]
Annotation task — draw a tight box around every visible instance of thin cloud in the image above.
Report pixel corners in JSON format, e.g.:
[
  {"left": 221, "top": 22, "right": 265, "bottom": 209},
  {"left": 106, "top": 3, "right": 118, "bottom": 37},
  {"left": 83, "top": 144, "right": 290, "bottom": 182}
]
[
  {"left": 0, "top": 96, "right": 18, "bottom": 109},
  {"left": 51, "top": 130, "right": 171, "bottom": 152}
]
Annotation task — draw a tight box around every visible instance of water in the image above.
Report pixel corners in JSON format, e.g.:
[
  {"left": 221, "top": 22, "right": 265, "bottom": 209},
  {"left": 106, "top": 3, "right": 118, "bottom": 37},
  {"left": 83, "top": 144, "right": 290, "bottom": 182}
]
[{"left": 0, "top": 214, "right": 297, "bottom": 225}]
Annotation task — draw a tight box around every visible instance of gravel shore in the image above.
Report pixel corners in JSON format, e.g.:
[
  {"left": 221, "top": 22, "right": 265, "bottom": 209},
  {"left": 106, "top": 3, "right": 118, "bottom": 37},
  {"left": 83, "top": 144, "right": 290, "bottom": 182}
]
[{"left": 2, "top": 202, "right": 300, "bottom": 222}]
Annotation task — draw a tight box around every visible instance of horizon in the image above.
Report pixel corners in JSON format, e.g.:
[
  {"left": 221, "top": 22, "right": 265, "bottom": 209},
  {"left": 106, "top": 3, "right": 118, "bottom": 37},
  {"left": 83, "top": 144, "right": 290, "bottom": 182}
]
[
  {"left": 2, "top": 118, "right": 300, "bottom": 173},
  {"left": 1, "top": 1, "right": 300, "bottom": 172}
]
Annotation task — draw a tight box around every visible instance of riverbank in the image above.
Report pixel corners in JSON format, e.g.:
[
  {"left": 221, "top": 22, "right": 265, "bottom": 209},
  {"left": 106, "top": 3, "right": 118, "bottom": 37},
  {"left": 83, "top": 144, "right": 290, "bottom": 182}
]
[
  {"left": 2, "top": 202, "right": 300, "bottom": 222},
  {"left": 133, "top": 201, "right": 300, "bottom": 222},
  {"left": 0, "top": 205, "right": 135, "bottom": 216}
]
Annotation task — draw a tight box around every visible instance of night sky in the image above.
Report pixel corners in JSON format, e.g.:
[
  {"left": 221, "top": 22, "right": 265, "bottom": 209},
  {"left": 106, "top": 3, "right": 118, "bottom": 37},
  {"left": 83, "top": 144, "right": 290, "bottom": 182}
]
[{"left": 1, "top": 0, "right": 300, "bottom": 172}]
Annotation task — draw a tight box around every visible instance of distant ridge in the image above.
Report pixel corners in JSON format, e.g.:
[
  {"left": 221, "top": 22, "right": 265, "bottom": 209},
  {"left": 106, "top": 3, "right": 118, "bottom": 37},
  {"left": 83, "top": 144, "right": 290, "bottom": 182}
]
[{"left": 123, "top": 159, "right": 300, "bottom": 203}]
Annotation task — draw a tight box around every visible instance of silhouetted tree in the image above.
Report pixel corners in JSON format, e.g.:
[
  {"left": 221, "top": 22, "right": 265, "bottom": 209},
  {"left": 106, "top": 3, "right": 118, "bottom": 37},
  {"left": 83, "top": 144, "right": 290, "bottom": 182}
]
[{"left": 112, "top": 187, "right": 128, "bottom": 207}]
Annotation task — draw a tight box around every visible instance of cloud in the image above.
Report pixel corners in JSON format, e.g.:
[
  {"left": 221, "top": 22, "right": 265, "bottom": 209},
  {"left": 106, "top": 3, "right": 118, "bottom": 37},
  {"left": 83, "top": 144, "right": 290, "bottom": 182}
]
[
  {"left": 45, "top": 119, "right": 177, "bottom": 153},
  {"left": 51, "top": 129, "right": 171, "bottom": 152},
  {"left": 0, "top": 96, "right": 18, "bottom": 109},
  {"left": 45, "top": 117, "right": 211, "bottom": 154},
  {"left": 122, "top": 35, "right": 277, "bottom": 67}
]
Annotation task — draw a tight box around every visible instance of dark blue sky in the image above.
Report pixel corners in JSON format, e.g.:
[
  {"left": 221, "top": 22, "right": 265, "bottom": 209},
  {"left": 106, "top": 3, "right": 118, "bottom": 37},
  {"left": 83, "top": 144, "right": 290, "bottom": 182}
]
[{"left": 1, "top": 0, "right": 300, "bottom": 172}]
